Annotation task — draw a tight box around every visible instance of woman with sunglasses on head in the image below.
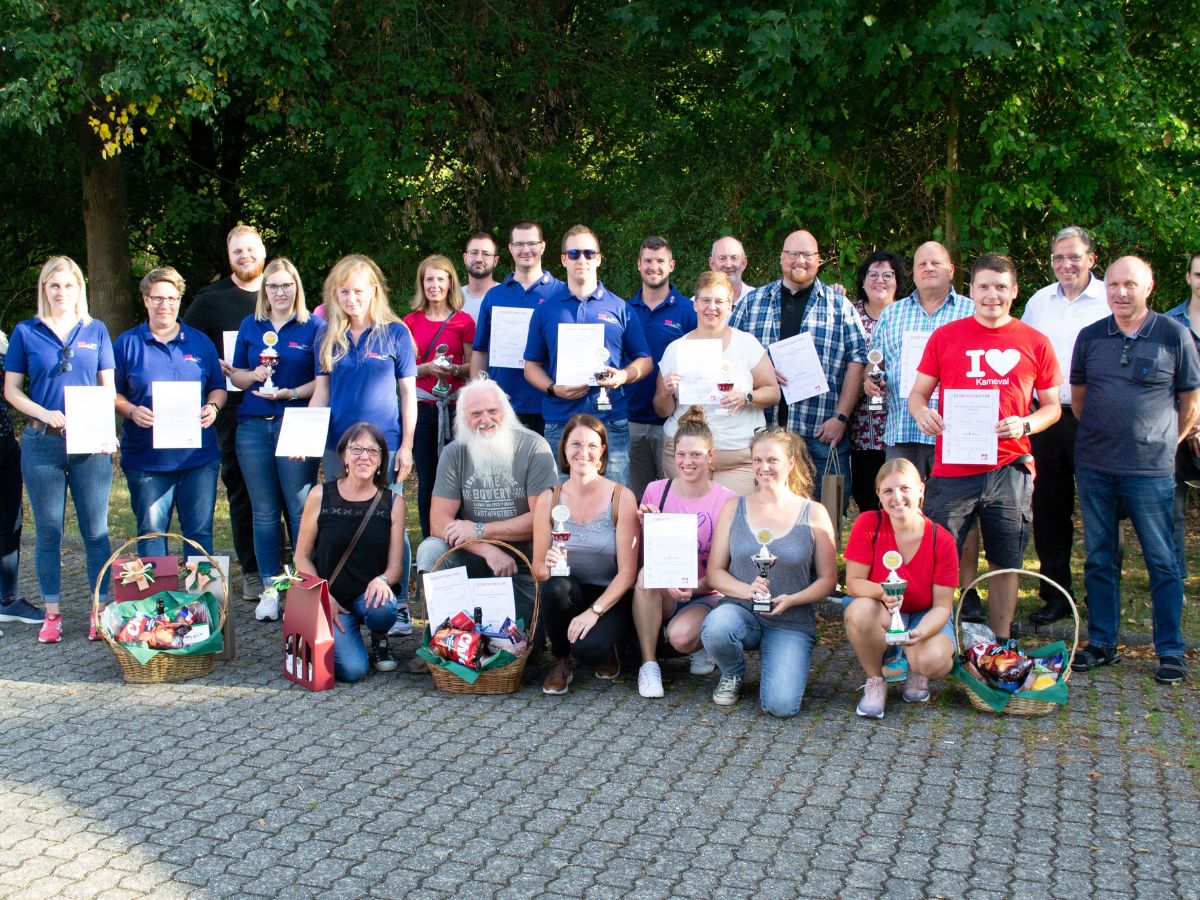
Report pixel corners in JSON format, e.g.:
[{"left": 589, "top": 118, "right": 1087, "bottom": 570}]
[
  {"left": 702, "top": 426, "right": 837, "bottom": 716},
  {"left": 3, "top": 257, "right": 116, "bottom": 643},
  {"left": 294, "top": 423, "right": 406, "bottom": 680},
  {"left": 403, "top": 254, "right": 475, "bottom": 538},
  {"left": 229, "top": 258, "right": 321, "bottom": 622}
]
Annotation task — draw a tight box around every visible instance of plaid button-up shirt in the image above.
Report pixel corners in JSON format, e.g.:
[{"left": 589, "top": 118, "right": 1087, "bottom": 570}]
[
  {"left": 873, "top": 288, "right": 974, "bottom": 446},
  {"left": 729, "top": 278, "right": 868, "bottom": 436}
]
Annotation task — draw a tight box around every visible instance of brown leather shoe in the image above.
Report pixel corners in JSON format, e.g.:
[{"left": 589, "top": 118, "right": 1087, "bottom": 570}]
[
  {"left": 542, "top": 657, "right": 574, "bottom": 695},
  {"left": 595, "top": 648, "right": 620, "bottom": 680}
]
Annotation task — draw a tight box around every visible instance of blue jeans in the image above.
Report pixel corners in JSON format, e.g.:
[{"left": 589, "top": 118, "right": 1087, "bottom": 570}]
[
  {"left": 333, "top": 592, "right": 398, "bottom": 682},
  {"left": 1076, "top": 466, "right": 1184, "bottom": 658},
  {"left": 22, "top": 428, "right": 113, "bottom": 603},
  {"left": 236, "top": 416, "right": 319, "bottom": 579},
  {"left": 701, "top": 603, "right": 816, "bottom": 718},
  {"left": 123, "top": 461, "right": 220, "bottom": 557},
  {"left": 544, "top": 417, "right": 631, "bottom": 487},
  {"left": 804, "top": 434, "right": 851, "bottom": 516},
  {"left": 0, "top": 431, "right": 23, "bottom": 601}
]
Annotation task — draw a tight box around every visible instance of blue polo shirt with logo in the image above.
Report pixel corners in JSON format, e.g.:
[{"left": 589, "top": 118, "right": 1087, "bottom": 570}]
[
  {"left": 5, "top": 317, "right": 115, "bottom": 413},
  {"left": 523, "top": 282, "right": 651, "bottom": 423},
  {"left": 626, "top": 285, "right": 697, "bottom": 424},
  {"left": 473, "top": 272, "right": 564, "bottom": 415},
  {"left": 315, "top": 322, "right": 417, "bottom": 451},
  {"left": 231, "top": 315, "right": 321, "bottom": 419},
  {"left": 114, "top": 322, "right": 223, "bottom": 471}
]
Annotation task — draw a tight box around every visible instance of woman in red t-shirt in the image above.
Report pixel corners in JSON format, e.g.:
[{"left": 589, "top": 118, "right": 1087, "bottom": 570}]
[
  {"left": 403, "top": 255, "right": 476, "bottom": 537},
  {"left": 843, "top": 458, "right": 958, "bottom": 719}
]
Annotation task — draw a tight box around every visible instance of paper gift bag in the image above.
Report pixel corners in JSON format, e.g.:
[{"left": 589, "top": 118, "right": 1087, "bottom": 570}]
[
  {"left": 820, "top": 452, "right": 846, "bottom": 551},
  {"left": 280, "top": 571, "right": 334, "bottom": 692},
  {"left": 112, "top": 556, "right": 180, "bottom": 602},
  {"left": 186, "top": 555, "right": 234, "bottom": 661}
]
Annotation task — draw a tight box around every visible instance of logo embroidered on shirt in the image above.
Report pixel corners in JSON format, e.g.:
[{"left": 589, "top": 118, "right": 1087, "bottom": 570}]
[{"left": 75, "top": 341, "right": 99, "bottom": 350}]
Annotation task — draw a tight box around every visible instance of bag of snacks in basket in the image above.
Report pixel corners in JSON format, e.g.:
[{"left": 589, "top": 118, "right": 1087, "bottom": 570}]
[{"left": 99, "top": 590, "right": 224, "bottom": 664}]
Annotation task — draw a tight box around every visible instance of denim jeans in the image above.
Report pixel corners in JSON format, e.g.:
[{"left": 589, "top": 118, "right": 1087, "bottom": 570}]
[
  {"left": 1076, "top": 466, "right": 1184, "bottom": 658},
  {"left": 804, "top": 434, "right": 851, "bottom": 517},
  {"left": 544, "top": 417, "right": 630, "bottom": 487},
  {"left": 22, "top": 427, "right": 113, "bottom": 603},
  {"left": 235, "top": 416, "right": 319, "bottom": 579},
  {"left": 0, "top": 431, "right": 22, "bottom": 601},
  {"left": 123, "top": 460, "right": 220, "bottom": 557},
  {"left": 333, "top": 592, "right": 398, "bottom": 683},
  {"left": 701, "top": 603, "right": 816, "bottom": 718},
  {"left": 215, "top": 404, "right": 257, "bottom": 576}
]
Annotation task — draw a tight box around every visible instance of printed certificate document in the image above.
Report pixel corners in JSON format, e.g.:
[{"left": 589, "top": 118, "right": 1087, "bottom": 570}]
[
  {"left": 223, "top": 332, "right": 241, "bottom": 392},
  {"left": 642, "top": 513, "right": 699, "bottom": 589},
  {"left": 423, "top": 567, "right": 517, "bottom": 633},
  {"left": 769, "top": 333, "right": 830, "bottom": 405},
  {"left": 555, "top": 324, "right": 606, "bottom": 386},
  {"left": 64, "top": 384, "right": 117, "bottom": 454},
  {"left": 899, "top": 331, "right": 931, "bottom": 400},
  {"left": 151, "top": 381, "right": 202, "bottom": 449},
  {"left": 489, "top": 307, "right": 535, "bottom": 369},
  {"left": 941, "top": 389, "right": 1000, "bottom": 465},
  {"left": 676, "top": 339, "right": 723, "bottom": 406},
  {"left": 274, "top": 407, "right": 331, "bottom": 457}
]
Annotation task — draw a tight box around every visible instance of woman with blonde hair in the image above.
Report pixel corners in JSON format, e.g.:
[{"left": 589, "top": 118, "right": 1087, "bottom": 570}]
[
  {"left": 310, "top": 254, "right": 417, "bottom": 632},
  {"left": 403, "top": 254, "right": 475, "bottom": 537},
  {"left": 229, "top": 257, "right": 322, "bottom": 621},
  {"left": 4, "top": 257, "right": 116, "bottom": 642}
]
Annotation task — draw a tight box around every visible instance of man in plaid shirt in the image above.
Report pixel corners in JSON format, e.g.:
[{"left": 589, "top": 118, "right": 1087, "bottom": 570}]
[{"left": 729, "top": 230, "right": 867, "bottom": 507}]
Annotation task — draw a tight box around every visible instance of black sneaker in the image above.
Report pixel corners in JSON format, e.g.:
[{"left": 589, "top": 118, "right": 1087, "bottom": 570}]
[
  {"left": 371, "top": 637, "right": 397, "bottom": 672},
  {"left": 1155, "top": 656, "right": 1187, "bottom": 685},
  {"left": 959, "top": 587, "right": 987, "bottom": 624}
]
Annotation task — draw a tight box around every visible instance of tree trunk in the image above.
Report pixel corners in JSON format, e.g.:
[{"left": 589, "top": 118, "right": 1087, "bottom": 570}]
[{"left": 77, "top": 114, "right": 135, "bottom": 336}]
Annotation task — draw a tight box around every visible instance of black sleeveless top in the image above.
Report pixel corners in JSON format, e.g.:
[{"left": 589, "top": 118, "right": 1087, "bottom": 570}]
[{"left": 314, "top": 481, "right": 394, "bottom": 604}]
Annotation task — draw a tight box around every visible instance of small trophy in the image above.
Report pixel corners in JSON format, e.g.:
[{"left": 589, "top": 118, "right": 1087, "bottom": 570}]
[
  {"left": 593, "top": 348, "right": 613, "bottom": 411},
  {"left": 751, "top": 528, "right": 777, "bottom": 612},
  {"left": 866, "top": 348, "right": 885, "bottom": 412},
  {"left": 716, "top": 361, "right": 735, "bottom": 416},
  {"left": 881, "top": 549, "right": 909, "bottom": 644},
  {"left": 550, "top": 505, "right": 571, "bottom": 576},
  {"left": 432, "top": 343, "right": 453, "bottom": 397},
  {"left": 258, "top": 331, "right": 280, "bottom": 397}
]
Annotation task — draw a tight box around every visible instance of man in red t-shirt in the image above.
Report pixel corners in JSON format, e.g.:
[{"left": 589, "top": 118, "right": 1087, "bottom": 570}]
[{"left": 908, "top": 253, "right": 1062, "bottom": 643}]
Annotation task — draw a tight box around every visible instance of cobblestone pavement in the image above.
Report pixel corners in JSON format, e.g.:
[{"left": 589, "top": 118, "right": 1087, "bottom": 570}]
[{"left": 1, "top": 546, "right": 1198, "bottom": 899}]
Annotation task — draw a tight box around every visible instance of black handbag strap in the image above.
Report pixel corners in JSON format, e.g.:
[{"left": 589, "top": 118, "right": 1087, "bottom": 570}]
[
  {"left": 419, "top": 316, "right": 454, "bottom": 364},
  {"left": 328, "top": 488, "right": 385, "bottom": 587},
  {"left": 658, "top": 478, "right": 673, "bottom": 510}
]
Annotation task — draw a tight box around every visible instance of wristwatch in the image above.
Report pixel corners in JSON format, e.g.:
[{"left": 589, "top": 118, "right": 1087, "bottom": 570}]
[
  {"left": 474, "top": 522, "right": 485, "bottom": 540},
  {"left": 590, "top": 602, "right": 605, "bottom": 617},
  {"left": 1022, "top": 419, "right": 1032, "bottom": 436},
  {"left": 545, "top": 382, "right": 556, "bottom": 398},
  {"left": 744, "top": 391, "right": 754, "bottom": 408},
  {"left": 835, "top": 412, "right": 849, "bottom": 424}
]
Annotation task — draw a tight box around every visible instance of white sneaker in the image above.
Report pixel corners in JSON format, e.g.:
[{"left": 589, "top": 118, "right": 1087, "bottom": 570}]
[
  {"left": 856, "top": 675, "right": 887, "bottom": 719},
  {"left": 254, "top": 589, "right": 280, "bottom": 622},
  {"left": 638, "top": 661, "right": 664, "bottom": 698},
  {"left": 388, "top": 604, "right": 413, "bottom": 637},
  {"left": 689, "top": 649, "right": 715, "bottom": 675},
  {"left": 712, "top": 674, "right": 742, "bottom": 706}
]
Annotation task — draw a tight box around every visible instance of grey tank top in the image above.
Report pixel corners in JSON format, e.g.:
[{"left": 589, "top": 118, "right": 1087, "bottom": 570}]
[
  {"left": 726, "top": 496, "right": 817, "bottom": 633},
  {"left": 564, "top": 495, "right": 618, "bottom": 587}
]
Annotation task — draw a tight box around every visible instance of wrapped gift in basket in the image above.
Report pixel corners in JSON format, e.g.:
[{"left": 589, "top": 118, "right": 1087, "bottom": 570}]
[
  {"left": 950, "top": 568, "right": 1079, "bottom": 717},
  {"left": 416, "top": 539, "right": 540, "bottom": 695},
  {"left": 94, "top": 533, "right": 229, "bottom": 684}
]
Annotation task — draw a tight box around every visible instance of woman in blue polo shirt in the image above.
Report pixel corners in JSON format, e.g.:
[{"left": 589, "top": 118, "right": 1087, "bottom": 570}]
[
  {"left": 310, "top": 254, "right": 417, "bottom": 631},
  {"left": 114, "top": 267, "right": 226, "bottom": 558},
  {"left": 3, "top": 256, "right": 116, "bottom": 644},
  {"left": 229, "top": 258, "right": 321, "bottom": 622}
]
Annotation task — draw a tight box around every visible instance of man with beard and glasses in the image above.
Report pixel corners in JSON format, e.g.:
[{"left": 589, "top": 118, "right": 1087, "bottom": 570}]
[
  {"left": 415, "top": 378, "right": 558, "bottom": 636},
  {"left": 460, "top": 232, "right": 500, "bottom": 322},
  {"left": 183, "top": 224, "right": 266, "bottom": 600}
]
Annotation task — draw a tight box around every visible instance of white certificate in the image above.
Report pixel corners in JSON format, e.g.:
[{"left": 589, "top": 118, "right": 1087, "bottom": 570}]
[
  {"left": 64, "top": 385, "right": 117, "bottom": 454},
  {"left": 489, "top": 307, "right": 535, "bottom": 369},
  {"left": 676, "top": 339, "right": 724, "bottom": 405},
  {"left": 422, "top": 566, "right": 518, "bottom": 634},
  {"left": 151, "top": 381, "right": 202, "bottom": 449},
  {"left": 769, "top": 333, "right": 830, "bottom": 405},
  {"left": 274, "top": 407, "right": 331, "bottom": 458},
  {"left": 464, "top": 577, "right": 517, "bottom": 626},
  {"left": 941, "top": 389, "right": 1000, "bottom": 465},
  {"left": 642, "top": 514, "right": 699, "bottom": 590},
  {"left": 222, "top": 331, "right": 241, "bottom": 392},
  {"left": 899, "top": 331, "right": 931, "bottom": 400},
  {"left": 555, "top": 324, "right": 606, "bottom": 386}
]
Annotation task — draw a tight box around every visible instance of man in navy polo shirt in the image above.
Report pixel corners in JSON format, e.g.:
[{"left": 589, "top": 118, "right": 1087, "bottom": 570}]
[
  {"left": 471, "top": 221, "right": 565, "bottom": 436},
  {"left": 626, "top": 236, "right": 696, "bottom": 500},
  {"left": 522, "top": 225, "right": 653, "bottom": 487}
]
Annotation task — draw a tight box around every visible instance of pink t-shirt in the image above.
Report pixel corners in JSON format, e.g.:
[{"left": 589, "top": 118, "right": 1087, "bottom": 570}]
[
  {"left": 642, "top": 479, "right": 737, "bottom": 580},
  {"left": 403, "top": 310, "right": 476, "bottom": 398}
]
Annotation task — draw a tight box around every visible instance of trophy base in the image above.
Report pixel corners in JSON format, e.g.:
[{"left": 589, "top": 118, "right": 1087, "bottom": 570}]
[
  {"left": 885, "top": 630, "right": 909, "bottom": 645},
  {"left": 259, "top": 385, "right": 278, "bottom": 397},
  {"left": 752, "top": 599, "right": 772, "bottom": 613},
  {"left": 550, "top": 565, "right": 570, "bottom": 577}
]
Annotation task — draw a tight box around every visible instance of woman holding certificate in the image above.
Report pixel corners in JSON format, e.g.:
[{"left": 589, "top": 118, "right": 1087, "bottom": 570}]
[
  {"left": 633, "top": 406, "right": 736, "bottom": 698},
  {"left": 655, "top": 272, "right": 778, "bottom": 494},
  {"left": 703, "top": 427, "right": 838, "bottom": 716},
  {"left": 3, "top": 257, "right": 115, "bottom": 643},
  {"left": 842, "top": 458, "right": 958, "bottom": 718},
  {"left": 113, "top": 267, "right": 225, "bottom": 559},
  {"left": 309, "top": 255, "right": 417, "bottom": 632},
  {"left": 229, "top": 258, "right": 321, "bottom": 622},
  {"left": 402, "top": 255, "right": 475, "bottom": 538},
  {"left": 533, "top": 414, "right": 639, "bottom": 695}
]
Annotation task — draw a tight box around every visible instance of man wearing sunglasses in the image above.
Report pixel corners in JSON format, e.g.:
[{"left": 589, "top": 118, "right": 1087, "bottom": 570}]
[
  {"left": 1070, "top": 256, "right": 1200, "bottom": 685},
  {"left": 522, "top": 225, "right": 652, "bottom": 486}
]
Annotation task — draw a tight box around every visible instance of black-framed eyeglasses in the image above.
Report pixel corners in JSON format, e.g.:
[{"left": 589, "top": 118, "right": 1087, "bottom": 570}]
[
  {"left": 564, "top": 249, "right": 599, "bottom": 261},
  {"left": 346, "top": 444, "right": 381, "bottom": 458},
  {"left": 58, "top": 346, "right": 74, "bottom": 374},
  {"left": 1119, "top": 336, "right": 1133, "bottom": 367}
]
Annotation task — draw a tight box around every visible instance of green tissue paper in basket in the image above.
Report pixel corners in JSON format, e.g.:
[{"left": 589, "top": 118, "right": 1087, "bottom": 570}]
[
  {"left": 106, "top": 590, "right": 224, "bottom": 665},
  {"left": 415, "top": 620, "right": 524, "bottom": 685},
  {"left": 951, "top": 639, "right": 1070, "bottom": 712}
]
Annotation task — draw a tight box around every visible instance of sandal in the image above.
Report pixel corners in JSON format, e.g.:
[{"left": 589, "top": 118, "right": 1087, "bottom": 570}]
[
  {"left": 1071, "top": 644, "right": 1120, "bottom": 672},
  {"left": 1155, "top": 656, "right": 1187, "bottom": 685}
]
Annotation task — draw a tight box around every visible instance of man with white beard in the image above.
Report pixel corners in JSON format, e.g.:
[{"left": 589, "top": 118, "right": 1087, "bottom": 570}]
[{"left": 415, "top": 378, "right": 558, "bottom": 634}]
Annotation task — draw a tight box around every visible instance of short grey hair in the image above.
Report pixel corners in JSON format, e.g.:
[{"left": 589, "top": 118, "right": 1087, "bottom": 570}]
[{"left": 1051, "top": 226, "right": 1094, "bottom": 253}]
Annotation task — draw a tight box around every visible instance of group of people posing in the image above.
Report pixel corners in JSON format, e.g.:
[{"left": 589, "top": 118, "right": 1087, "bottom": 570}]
[{"left": 1, "top": 221, "right": 1196, "bottom": 711}]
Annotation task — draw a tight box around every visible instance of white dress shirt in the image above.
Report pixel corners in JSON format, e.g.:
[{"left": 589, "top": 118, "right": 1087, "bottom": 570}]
[{"left": 1021, "top": 274, "right": 1109, "bottom": 404}]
